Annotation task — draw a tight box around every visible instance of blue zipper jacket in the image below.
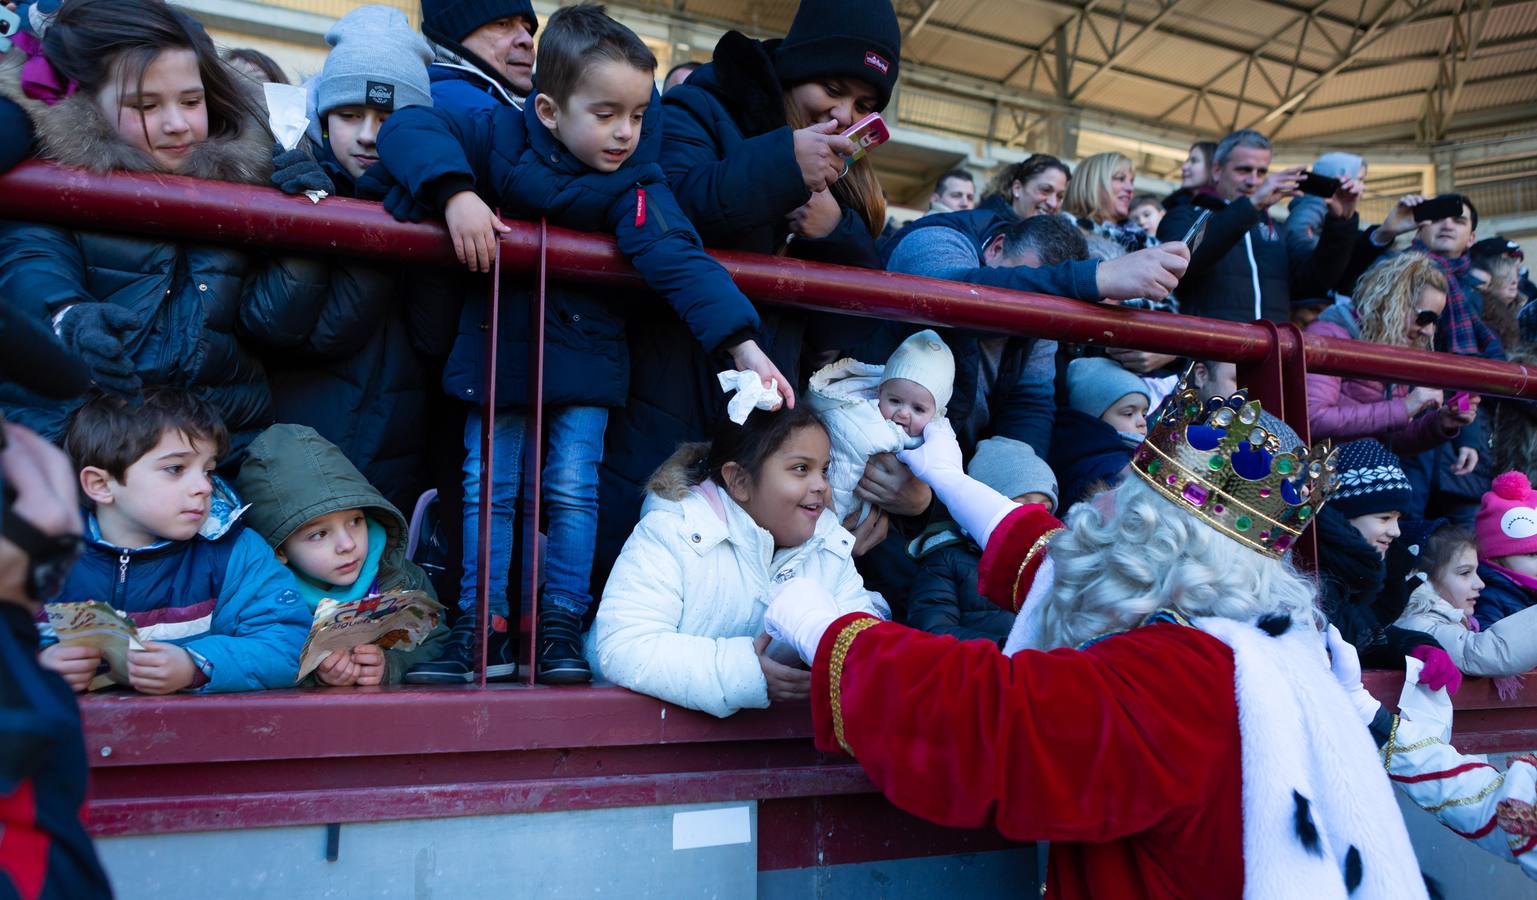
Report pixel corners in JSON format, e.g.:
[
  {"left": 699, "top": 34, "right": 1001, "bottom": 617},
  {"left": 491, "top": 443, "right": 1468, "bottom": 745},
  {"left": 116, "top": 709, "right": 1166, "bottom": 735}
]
[
  {"left": 1475, "top": 562, "right": 1537, "bottom": 629},
  {"left": 43, "top": 483, "right": 309, "bottom": 693},
  {"left": 375, "top": 87, "right": 760, "bottom": 410}
]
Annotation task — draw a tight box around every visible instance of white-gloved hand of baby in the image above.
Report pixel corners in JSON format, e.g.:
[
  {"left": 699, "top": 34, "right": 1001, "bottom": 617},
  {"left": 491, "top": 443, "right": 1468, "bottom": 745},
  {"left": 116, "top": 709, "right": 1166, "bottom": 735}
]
[
  {"left": 1326, "top": 624, "right": 1381, "bottom": 726},
  {"left": 897, "top": 419, "right": 1018, "bottom": 546},
  {"left": 764, "top": 576, "right": 846, "bottom": 666},
  {"left": 718, "top": 369, "right": 783, "bottom": 425}
]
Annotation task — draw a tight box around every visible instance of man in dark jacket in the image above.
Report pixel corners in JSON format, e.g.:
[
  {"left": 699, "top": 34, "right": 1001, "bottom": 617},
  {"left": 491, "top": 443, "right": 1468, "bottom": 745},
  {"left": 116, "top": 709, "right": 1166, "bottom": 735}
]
[
  {"left": 1158, "top": 129, "right": 1362, "bottom": 324},
  {"left": 882, "top": 212, "right": 1094, "bottom": 459},
  {"left": 420, "top": 0, "right": 537, "bottom": 113}
]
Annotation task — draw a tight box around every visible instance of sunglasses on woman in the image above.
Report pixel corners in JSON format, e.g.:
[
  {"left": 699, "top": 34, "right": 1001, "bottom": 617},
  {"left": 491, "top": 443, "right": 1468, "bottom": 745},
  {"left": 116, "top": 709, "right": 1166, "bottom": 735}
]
[{"left": 1414, "top": 309, "right": 1440, "bottom": 328}]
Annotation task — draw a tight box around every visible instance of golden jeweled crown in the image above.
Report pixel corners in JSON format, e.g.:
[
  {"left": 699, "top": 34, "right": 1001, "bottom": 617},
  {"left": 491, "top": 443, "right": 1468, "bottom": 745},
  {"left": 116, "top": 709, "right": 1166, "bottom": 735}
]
[{"left": 1131, "top": 385, "right": 1339, "bottom": 558}]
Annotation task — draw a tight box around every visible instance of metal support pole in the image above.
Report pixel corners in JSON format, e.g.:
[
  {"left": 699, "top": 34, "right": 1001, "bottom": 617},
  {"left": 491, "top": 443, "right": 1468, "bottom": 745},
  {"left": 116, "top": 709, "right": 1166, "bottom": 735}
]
[
  {"left": 523, "top": 221, "right": 549, "bottom": 684},
  {"left": 474, "top": 226, "right": 504, "bottom": 687}
]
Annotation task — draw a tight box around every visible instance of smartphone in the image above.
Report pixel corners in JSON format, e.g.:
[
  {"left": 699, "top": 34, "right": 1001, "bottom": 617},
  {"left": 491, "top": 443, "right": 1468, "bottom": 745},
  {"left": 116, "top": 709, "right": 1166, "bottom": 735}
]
[
  {"left": 1297, "top": 171, "right": 1341, "bottom": 198},
  {"left": 840, "top": 112, "right": 890, "bottom": 165},
  {"left": 0, "top": 6, "right": 20, "bottom": 54},
  {"left": 1414, "top": 195, "right": 1465, "bottom": 223},
  {"left": 1180, "top": 209, "right": 1212, "bottom": 257},
  {"left": 1448, "top": 391, "right": 1476, "bottom": 413}
]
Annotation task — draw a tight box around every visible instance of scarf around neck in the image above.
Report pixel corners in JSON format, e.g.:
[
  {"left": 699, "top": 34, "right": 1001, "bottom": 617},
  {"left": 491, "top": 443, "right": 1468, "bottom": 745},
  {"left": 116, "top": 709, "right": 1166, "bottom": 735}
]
[{"left": 1411, "top": 238, "right": 1489, "bottom": 357}]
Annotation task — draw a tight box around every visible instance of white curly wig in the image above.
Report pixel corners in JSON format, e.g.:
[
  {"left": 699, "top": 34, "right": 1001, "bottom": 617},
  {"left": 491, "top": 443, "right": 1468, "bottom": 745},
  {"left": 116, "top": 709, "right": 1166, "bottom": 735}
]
[{"left": 1031, "top": 476, "right": 1322, "bottom": 650}]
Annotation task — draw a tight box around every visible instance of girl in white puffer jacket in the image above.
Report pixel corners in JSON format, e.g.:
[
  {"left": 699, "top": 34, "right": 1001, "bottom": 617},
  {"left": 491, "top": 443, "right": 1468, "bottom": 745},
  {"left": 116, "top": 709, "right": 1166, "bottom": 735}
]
[
  {"left": 1395, "top": 524, "right": 1537, "bottom": 678},
  {"left": 589, "top": 406, "right": 888, "bottom": 717}
]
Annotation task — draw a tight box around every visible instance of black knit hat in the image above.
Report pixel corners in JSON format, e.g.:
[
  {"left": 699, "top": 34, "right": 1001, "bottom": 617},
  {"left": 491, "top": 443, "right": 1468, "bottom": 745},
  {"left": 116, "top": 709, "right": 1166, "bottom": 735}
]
[
  {"left": 421, "top": 0, "right": 537, "bottom": 46},
  {"left": 773, "top": 0, "right": 901, "bottom": 111},
  {"left": 1330, "top": 439, "right": 1414, "bottom": 519}
]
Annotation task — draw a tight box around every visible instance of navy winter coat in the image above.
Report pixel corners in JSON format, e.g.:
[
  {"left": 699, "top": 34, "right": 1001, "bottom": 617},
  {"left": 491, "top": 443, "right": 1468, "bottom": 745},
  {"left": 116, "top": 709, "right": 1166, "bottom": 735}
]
[
  {"left": 1475, "top": 563, "right": 1537, "bottom": 629},
  {"left": 375, "top": 87, "right": 759, "bottom": 411},
  {"left": 239, "top": 141, "right": 435, "bottom": 512},
  {"left": 429, "top": 60, "right": 520, "bottom": 116},
  {"left": 0, "top": 83, "right": 324, "bottom": 449},
  {"left": 906, "top": 525, "right": 1016, "bottom": 645},
  {"left": 1047, "top": 409, "right": 1135, "bottom": 515},
  {"left": 1158, "top": 192, "right": 1358, "bottom": 324},
  {"left": 595, "top": 30, "right": 887, "bottom": 585}
]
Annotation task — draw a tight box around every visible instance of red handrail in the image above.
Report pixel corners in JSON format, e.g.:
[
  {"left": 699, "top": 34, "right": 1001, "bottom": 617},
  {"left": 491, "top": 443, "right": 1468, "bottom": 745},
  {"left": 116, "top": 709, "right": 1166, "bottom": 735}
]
[{"left": 2, "top": 162, "right": 1531, "bottom": 398}]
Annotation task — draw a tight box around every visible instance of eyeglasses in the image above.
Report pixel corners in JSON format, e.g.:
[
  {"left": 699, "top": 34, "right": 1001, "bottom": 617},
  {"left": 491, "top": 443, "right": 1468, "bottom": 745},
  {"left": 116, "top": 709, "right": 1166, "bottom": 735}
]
[{"left": 1414, "top": 309, "right": 1440, "bottom": 328}]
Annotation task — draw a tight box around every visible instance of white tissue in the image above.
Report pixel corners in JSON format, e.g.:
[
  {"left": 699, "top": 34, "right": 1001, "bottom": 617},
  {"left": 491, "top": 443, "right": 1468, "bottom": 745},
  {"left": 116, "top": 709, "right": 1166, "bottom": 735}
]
[
  {"left": 1397, "top": 656, "right": 1456, "bottom": 743},
  {"left": 717, "top": 370, "right": 782, "bottom": 424},
  {"left": 303, "top": 190, "right": 328, "bottom": 204},
  {"left": 263, "top": 82, "right": 310, "bottom": 152}
]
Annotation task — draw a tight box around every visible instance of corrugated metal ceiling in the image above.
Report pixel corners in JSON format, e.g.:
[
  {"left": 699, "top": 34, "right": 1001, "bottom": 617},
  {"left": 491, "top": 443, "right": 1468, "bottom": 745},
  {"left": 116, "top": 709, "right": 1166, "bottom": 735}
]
[{"left": 654, "top": 0, "right": 1537, "bottom": 147}]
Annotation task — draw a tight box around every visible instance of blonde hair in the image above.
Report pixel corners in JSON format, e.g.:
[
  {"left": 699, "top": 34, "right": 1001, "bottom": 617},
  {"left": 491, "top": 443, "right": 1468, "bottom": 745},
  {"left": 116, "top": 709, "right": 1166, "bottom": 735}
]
[
  {"left": 1032, "top": 477, "right": 1322, "bottom": 650},
  {"left": 1063, "top": 152, "right": 1133, "bottom": 224},
  {"left": 1352, "top": 252, "right": 1449, "bottom": 349},
  {"left": 782, "top": 98, "right": 885, "bottom": 238}
]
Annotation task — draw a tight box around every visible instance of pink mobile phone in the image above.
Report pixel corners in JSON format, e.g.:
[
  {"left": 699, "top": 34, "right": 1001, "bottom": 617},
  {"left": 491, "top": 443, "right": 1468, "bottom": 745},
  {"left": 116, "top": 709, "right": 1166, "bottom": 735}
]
[
  {"left": 1448, "top": 391, "right": 1475, "bottom": 413},
  {"left": 841, "top": 112, "right": 890, "bottom": 164}
]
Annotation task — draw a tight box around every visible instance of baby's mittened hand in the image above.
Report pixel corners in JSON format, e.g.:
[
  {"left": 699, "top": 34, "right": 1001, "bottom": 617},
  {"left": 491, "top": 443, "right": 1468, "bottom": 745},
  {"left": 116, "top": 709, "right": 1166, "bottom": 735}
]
[
  {"left": 351, "top": 644, "right": 386, "bottom": 686},
  {"left": 443, "top": 191, "right": 511, "bottom": 274}
]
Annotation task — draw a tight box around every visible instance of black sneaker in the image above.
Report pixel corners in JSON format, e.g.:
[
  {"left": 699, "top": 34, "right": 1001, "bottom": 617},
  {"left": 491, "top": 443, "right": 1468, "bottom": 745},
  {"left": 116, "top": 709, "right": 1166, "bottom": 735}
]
[
  {"left": 405, "top": 613, "right": 519, "bottom": 684},
  {"left": 536, "top": 608, "right": 592, "bottom": 685}
]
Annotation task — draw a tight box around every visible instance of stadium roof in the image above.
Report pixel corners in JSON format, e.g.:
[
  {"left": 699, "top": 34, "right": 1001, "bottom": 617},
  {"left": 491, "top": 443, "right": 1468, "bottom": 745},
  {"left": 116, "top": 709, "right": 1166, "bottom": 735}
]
[{"left": 643, "top": 0, "right": 1537, "bottom": 149}]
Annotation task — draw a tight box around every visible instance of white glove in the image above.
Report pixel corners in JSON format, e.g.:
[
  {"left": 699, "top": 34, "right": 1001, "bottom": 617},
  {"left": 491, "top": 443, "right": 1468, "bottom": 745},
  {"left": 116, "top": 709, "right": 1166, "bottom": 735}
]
[
  {"left": 764, "top": 577, "right": 844, "bottom": 666},
  {"left": 897, "top": 419, "right": 1018, "bottom": 546},
  {"left": 1326, "top": 624, "right": 1381, "bottom": 726}
]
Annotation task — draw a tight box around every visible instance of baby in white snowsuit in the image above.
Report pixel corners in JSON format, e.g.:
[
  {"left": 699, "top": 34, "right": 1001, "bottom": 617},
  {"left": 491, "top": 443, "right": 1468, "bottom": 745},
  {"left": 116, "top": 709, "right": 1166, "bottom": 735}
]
[{"left": 808, "top": 329, "right": 955, "bottom": 527}]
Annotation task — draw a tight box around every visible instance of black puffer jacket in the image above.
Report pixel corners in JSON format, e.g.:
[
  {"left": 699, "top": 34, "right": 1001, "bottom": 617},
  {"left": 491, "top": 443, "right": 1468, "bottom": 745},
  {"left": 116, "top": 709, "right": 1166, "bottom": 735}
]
[
  {"left": 906, "top": 524, "right": 1015, "bottom": 645},
  {"left": 238, "top": 140, "right": 441, "bottom": 513},
  {"left": 594, "top": 30, "right": 885, "bottom": 584},
  {"left": 1315, "top": 504, "right": 1442, "bottom": 668},
  {"left": 1158, "top": 192, "right": 1358, "bottom": 324},
  {"left": 0, "top": 70, "right": 326, "bottom": 449}
]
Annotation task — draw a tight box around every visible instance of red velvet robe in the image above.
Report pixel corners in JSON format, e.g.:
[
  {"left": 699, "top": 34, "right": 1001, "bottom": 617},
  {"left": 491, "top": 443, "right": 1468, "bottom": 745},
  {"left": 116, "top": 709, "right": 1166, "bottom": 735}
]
[{"left": 810, "top": 506, "right": 1247, "bottom": 898}]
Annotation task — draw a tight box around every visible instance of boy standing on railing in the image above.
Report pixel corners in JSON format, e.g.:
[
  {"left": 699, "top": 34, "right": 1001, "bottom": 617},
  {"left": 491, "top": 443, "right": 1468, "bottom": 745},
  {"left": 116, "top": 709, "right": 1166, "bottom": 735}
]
[{"left": 373, "top": 4, "right": 793, "bottom": 684}]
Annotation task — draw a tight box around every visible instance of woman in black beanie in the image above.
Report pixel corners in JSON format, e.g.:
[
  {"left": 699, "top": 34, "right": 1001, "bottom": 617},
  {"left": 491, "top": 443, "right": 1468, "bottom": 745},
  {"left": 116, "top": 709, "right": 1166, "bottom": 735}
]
[{"left": 594, "top": 0, "right": 905, "bottom": 586}]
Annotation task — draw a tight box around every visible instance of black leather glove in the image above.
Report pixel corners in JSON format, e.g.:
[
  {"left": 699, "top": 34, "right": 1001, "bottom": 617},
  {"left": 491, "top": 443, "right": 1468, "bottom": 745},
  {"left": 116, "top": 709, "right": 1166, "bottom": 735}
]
[
  {"left": 355, "top": 164, "right": 429, "bottom": 223},
  {"left": 271, "top": 143, "right": 335, "bottom": 196},
  {"left": 55, "top": 304, "right": 142, "bottom": 393}
]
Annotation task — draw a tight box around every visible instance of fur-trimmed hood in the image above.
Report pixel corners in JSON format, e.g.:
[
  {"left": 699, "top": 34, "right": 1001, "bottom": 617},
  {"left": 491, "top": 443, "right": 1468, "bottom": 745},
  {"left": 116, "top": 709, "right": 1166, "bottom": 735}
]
[
  {"left": 0, "top": 47, "right": 273, "bottom": 184},
  {"left": 646, "top": 442, "right": 710, "bottom": 502}
]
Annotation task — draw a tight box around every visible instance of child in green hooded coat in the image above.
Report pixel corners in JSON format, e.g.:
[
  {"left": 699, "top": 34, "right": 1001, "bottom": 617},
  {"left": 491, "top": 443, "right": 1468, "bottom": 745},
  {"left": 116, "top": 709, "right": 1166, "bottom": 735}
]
[{"left": 235, "top": 424, "right": 448, "bottom": 685}]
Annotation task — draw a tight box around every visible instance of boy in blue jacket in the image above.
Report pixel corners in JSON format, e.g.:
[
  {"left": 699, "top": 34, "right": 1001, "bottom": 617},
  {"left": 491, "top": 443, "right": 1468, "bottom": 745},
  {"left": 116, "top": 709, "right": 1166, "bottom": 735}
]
[
  {"left": 374, "top": 3, "right": 792, "bottom": 685},
  {"left": 37, "top": 390, "right": 309, "bottom": 694}
]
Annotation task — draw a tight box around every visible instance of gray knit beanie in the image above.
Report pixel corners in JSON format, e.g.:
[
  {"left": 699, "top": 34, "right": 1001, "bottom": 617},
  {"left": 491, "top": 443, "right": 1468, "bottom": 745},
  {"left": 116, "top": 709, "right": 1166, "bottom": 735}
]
[
  {"left": 1067, "top": 356, "right": 1151, "bottom": 420},
  {"left": 316, "top": 6, "right": 434, "bottom": 117},
  {"left": 967, "top": 437, "right": 1058, "bottom": 512}
]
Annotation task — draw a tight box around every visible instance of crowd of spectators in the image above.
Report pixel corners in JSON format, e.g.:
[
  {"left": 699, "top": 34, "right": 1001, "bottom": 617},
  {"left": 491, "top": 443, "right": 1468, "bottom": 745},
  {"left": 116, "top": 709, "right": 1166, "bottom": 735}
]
[{"left": 0, "top": 0, "right": 1533, "bottom": 721}]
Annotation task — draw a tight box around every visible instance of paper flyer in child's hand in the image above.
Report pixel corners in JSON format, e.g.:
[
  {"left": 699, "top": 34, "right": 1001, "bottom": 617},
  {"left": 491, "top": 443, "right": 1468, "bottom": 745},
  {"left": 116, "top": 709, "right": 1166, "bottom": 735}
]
[
  {"left": 46, "top": 601, "right": 143, "bottom": 691},
  {"left": 295, "top": 590, "right": 445, "bottom": 683}
]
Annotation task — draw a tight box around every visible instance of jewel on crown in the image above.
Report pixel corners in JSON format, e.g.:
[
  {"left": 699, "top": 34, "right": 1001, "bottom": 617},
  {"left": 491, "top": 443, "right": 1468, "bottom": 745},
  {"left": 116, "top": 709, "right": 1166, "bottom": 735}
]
[{"left": 1131, "top": 385, "right": 1338, "bottom": 558}]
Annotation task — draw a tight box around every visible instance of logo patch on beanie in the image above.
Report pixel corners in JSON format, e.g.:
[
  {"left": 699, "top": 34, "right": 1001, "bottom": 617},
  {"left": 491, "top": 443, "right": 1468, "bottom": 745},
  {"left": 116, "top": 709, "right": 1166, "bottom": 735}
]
[
  {"left": 366, "top": 81, "right": 396, "bottom": 111},
  {"left": 864, "top": 51, "right": 890, "bottom": 75}
]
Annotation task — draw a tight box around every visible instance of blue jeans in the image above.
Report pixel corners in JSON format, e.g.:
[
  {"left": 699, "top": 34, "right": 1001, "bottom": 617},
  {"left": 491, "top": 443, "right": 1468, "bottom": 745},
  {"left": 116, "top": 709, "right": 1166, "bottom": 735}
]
[{"left": 459, "top": 406, "right": 608, "bottom": 617}]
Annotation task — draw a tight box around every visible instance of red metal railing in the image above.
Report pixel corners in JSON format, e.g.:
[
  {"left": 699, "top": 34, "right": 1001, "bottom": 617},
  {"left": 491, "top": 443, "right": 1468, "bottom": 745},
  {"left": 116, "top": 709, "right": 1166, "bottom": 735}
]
[{"left": 5, "top": 162, "right": 1537, "bottom": 839}]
